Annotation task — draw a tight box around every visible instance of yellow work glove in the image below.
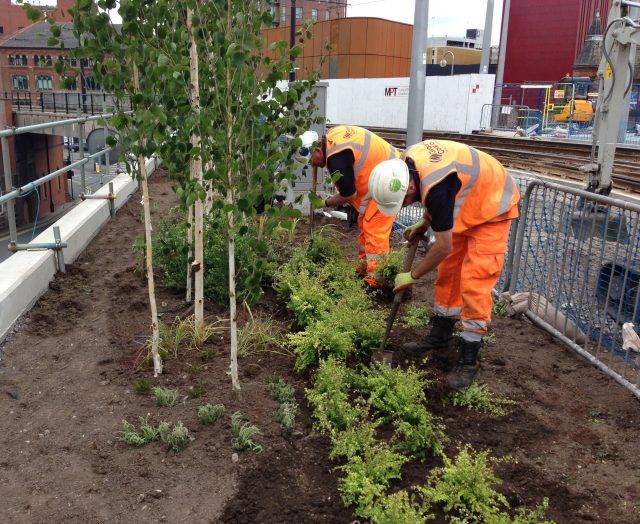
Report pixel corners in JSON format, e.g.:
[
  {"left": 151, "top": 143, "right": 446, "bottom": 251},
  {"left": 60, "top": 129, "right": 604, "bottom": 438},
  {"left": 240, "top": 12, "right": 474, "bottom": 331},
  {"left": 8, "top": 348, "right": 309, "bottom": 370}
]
[
  {"left": 403, "top": 217, "right": 429, "bottom": 241},
  {"left": 394, "top": 272, "right": 419, "bottom": 293}
]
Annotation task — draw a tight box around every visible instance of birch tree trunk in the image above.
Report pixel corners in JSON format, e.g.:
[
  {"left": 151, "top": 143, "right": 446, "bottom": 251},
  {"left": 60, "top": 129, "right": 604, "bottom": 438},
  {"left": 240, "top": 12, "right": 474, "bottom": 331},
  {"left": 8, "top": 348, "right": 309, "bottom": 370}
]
[
  {"left": 186, "top": 204, "right": 194, "bottom": 303},
  {"left": 187, "top": 7, "right": 205, "bottom": 328},
  {"left": 133, "top": 64, "right": 162, "bottom": 376},
  {"left": 226, "top": 0, "right": 240, "bottom": 392}
]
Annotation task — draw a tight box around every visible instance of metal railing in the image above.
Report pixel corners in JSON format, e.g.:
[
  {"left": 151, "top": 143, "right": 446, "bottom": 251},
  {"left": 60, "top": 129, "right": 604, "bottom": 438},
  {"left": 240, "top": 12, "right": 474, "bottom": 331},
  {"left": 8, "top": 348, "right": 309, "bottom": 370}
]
[
  {"left": 480, "top": 103, "right": 542, "bottom": 135},
  {"left": 1, "top": 112, "right": 123, "bottom": 262},
  {"left": 503, "top": 179, "right": 640, "bottom": 398},
  {"left": 6, "top": 91, "right": 132, "bottom": 115}
]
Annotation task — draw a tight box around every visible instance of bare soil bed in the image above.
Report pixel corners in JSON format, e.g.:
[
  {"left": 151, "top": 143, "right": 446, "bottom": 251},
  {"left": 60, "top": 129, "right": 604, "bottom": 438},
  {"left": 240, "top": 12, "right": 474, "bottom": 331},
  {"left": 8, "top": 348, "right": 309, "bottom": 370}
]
[{"left": 1, "top": 170, "right": 639, "bottom": 523}]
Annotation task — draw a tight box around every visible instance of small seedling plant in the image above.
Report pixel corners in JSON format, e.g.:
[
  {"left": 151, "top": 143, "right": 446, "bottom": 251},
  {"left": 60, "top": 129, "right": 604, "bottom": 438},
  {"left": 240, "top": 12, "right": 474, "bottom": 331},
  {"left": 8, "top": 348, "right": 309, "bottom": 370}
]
[
  {"left": 158, "top": 421, "right": 193, "bottom": 453},
  {"left": 133, "top": 379, "right": 152, "bottom": 395},
  {"left": 120, "top": 415, "right": 159, "bottom": 447},
  {"left": 230, "top": 412, "right": 263, "bottom": 453},
  {"left": 268, "top": 376, "right": 298, "bottom": 434},
  {"left": 198, "top": 403, "right": 225, "bottom": 426},
  {"left": 451, "top": 383, "right": 516, "bottom": 417},
  {"left": 153, "top": 387, "right": 179, "bottom": 407},
  {"left": 401, "top": 305, "right": 433, "bottom": 328}
]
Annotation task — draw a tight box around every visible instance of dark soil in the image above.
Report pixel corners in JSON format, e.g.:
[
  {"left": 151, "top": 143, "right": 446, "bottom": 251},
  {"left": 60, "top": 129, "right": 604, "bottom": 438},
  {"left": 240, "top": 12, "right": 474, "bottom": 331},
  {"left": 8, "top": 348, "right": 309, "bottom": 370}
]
[{"left": 0, "top": 171, "right": 639, "bottom": 523}]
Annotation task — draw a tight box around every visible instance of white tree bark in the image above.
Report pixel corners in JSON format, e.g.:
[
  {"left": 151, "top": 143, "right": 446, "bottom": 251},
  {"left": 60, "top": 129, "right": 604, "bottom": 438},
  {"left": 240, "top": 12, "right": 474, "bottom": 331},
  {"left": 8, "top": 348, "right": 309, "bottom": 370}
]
[
  {"left": 187, "top": 7, "right": 205, "bottom": 327},
  {"left": 186, "top": 204, "right": 194, "bottom": 303},
  {"left": 133, "top": 64, "right": 162, "bottom": 377}
]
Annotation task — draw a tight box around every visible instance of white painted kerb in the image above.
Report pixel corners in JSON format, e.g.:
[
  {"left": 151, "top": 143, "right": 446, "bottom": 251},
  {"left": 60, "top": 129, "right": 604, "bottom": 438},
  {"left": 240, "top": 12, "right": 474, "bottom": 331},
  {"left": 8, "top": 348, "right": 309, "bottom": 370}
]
[{"left": 0, "top": 158, "right": 157, "bottom": 343}]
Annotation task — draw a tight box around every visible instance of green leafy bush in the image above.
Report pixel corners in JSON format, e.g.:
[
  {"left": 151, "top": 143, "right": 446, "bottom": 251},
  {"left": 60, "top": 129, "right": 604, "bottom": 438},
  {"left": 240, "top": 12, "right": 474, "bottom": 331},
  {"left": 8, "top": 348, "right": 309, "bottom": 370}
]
[
  {"left": 198, "top": 403, "right": 225, "bottom": 426},
  {"left": 152, "top": 387, "right": 179, "bottom": 407},
  {"left": 329, "top": 419, "right": 380, "bottom": 461},
  {"left": 339, "top": 441, "right": 409, "bottom": 517},
  {"left": 374, "top": 248, "right": 406, "bottom": 288},
  {"left": 143, "top": 211, "right": 268, "bottom": 305},
  {"left": 158, "top": 421, "right": 193, "bottom": 453},
  {"left": 306, "top": 357, "right": 362, "bottom": 434},
  {"left": 451, "top": 383, "right": 516, "bottom": 417},
  {"left": 401, "top": 305, "right": 432, "bottom": 328},
  {"left": 366, "top": 490, "right": 433, "bottom": 524},
  {"left": 355, "top": 364, "right": 446, "bottom": 457}
]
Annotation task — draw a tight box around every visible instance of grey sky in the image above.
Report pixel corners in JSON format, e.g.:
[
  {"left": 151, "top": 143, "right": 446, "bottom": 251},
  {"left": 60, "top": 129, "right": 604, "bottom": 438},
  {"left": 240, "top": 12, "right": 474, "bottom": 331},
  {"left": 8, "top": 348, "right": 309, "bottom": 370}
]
[{"left": 348, "top": 0, "right": 504, "bottom": 45}]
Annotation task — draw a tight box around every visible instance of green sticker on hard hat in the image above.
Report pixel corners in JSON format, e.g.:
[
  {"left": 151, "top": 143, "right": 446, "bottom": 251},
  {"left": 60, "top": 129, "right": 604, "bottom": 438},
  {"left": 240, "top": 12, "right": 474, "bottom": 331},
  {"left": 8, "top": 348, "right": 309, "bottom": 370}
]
[{"left": 389, "top": 178, "right": 402, "bottom": 192}]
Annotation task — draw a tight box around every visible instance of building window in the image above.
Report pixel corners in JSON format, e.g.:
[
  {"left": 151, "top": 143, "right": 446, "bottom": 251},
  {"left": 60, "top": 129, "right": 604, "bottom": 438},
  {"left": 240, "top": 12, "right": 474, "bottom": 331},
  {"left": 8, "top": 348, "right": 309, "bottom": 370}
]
[
  {"left": 280, "top": 6, "right": 286, "bottom": 24},
  {"left": 295, "top": 7, "right": 302, "bottom": 20},
  {"left": 326, "top": 10, "right": 330, "bottom": 20},
  {"left": 0, "top": 26, "right": 4, "bottom": 34},
  {"left": 311, "top": 8, "right": 318, "bottom": 22},
  {"left": 12, "top": 75, "right": 28, "bottom": 90},
  {"left": 37, "top": 75, "right": 53, "bottom": 90},
  {"left": 9, "top": 55, "right": 28, "bottom": 66},
  {"left": 70, "top": 57, "right": 77, "bottom": 67}
]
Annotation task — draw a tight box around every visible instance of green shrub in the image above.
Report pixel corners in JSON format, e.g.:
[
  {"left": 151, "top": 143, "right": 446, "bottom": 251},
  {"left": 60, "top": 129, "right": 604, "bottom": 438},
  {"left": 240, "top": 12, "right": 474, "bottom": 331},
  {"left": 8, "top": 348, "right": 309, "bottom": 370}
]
[
  {"left": 158, "top": 421, "right": 193, "bottom": 453},
  {"left": 143, "top": 212, "right": 268, "bottom": 305},
  {"left": 329, "top": 419, "right": 380, "bottom": 461},
  {"left": 374, "top": 248, "right": 406, "bottom": 288},
  {"left": 306, "top": 226, "right": 343, "bottom": 264},
  {"left": 339, "top": 441, "right": 409, "bottom": 517},
  {"left": 198, "top": 403, "right": 225, "bottom": 426},
  {"left": 230, "top": 411, "right": 263, "bottom": 452},
  {"left": 306, "top": 357, "right": 362, "bottom": 434},
  {"left": 355, "top": 364, "right": 446, "bottom": 457},
  {"left": 451, "top": 383, "right": 516, "bottom": 417},
  {"left": 152, "top": 387, "right": 179, "bottom": 407},
  {"left": 367, "top": 490, "right": 433, "bottom": 524},
  {"left": 288, "top": 320, "right": 355, "bottom": 371},
  {"left": 419, "top": 446, "right": 508, "bottom": 522},
  {"left": 401, "top": 305, "right": 432, "bottom": 329},
  {"left": 119, "top": 415, "right": 159, "bottom": 447}
]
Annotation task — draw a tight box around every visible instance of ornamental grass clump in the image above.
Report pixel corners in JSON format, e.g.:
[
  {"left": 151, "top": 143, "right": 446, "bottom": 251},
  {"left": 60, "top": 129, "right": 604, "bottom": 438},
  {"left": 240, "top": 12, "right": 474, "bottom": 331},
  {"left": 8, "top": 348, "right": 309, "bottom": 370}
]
[
  {"left": 451, "top": 382, "right": 516, "bottom": 417},
  {"left": 152, "top": 387, "right": 179, "bottom": 407},
  {"left": 197, "top": 403, "right": 225, "bottom": 426}
]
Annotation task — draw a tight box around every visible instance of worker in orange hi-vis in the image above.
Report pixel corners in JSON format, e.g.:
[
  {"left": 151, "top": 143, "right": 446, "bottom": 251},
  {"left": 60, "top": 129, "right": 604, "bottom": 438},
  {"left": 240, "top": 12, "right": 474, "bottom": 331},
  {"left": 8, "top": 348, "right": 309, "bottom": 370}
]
[
  {"left": 309, "top": 125, "right": 404, "bottom": 292},
  {"left": 393, "top": 140, "right": 520, "bottom": 389}
]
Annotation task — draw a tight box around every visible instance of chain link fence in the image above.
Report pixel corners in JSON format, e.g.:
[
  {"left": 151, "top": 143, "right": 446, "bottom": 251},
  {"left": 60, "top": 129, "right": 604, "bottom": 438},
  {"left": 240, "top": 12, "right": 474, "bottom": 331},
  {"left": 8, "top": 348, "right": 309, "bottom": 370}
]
[{"left": 503, "top": 179, "right": 640, "bottom": 398}]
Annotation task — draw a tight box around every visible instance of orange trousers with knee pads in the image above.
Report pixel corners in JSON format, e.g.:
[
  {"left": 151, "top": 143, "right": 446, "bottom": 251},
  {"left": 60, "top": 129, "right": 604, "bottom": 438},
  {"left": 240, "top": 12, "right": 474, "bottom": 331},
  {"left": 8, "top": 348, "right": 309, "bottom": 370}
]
[
  {"left": 355, "top": 199, "right": 396, "bottom": 287},
  {"left": 434, "top": 219, "right": 512, "bottom": 342}
]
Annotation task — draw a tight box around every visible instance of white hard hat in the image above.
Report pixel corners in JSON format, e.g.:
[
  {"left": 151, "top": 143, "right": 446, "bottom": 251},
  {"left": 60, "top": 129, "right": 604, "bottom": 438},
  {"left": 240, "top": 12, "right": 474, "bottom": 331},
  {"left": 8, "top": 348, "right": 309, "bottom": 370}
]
[
  {"left": 293, "top": 130, "right": 319, "bottom": 165},
  {"left": 368, "top": 159, "right": 410, "bottom": 216}
]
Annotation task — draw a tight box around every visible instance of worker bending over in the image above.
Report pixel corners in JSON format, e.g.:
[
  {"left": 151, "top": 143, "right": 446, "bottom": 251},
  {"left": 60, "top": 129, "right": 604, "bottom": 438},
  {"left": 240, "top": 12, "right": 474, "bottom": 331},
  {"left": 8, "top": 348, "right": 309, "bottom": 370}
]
[
  {"left": 311, "top": 125, "right": 405, "bottom": 290},
  {"left": 394, "top": 140, "right": 520, "bottom": 389}
]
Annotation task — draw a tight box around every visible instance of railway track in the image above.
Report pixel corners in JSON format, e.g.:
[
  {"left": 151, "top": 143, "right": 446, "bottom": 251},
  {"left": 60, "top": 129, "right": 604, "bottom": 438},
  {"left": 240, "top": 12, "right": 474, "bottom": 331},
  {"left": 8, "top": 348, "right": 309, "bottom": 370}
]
[{"left": 364, "top": 127, "right": 640, "bottom": 193}]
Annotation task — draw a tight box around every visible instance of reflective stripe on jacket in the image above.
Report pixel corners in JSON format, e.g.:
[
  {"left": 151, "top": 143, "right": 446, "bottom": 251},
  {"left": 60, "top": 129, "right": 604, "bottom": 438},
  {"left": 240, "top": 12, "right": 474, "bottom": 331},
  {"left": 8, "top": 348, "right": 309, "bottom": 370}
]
[
  {"left": 326, "top": 125, "right": 400, "bottom": 213},
  {"left": 404, "top": 140, "right": 519, "bottom": 232}
]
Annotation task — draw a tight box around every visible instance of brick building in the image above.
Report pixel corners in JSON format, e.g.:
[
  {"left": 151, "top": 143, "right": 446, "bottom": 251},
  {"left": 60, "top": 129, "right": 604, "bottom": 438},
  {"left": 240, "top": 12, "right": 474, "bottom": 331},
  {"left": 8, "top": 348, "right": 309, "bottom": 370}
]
[
  {"left": 0, "top": 22, "right": 97, "bottom": 95},
  {"left": 0, "top": 0, "right": 73, "bottom": 41},
  {"left": 271, "top": 0, "right": 347, "bottom": 27}
]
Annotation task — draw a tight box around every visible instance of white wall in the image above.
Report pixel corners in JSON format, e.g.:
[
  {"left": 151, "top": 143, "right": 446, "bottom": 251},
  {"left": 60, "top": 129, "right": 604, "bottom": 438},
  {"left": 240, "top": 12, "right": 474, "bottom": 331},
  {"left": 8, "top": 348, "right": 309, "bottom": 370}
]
[{"left": 324, "top": 74, "right": 495, "bottom": 134}]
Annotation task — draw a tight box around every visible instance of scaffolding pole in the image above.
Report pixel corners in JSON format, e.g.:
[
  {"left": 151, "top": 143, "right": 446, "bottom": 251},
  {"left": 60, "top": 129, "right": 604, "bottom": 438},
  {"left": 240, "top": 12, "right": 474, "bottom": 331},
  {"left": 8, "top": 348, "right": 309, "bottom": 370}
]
[
  {"left": 480, "top": 0, "right": 494, "bottom": 75},
  {"left": 406, "top": 0, "right": 429, "bottom": 147}
]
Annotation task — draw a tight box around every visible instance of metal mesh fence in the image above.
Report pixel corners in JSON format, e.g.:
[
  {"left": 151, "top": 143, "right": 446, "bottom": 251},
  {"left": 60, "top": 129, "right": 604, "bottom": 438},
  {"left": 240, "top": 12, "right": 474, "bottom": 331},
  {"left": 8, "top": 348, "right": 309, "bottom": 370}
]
[{"left": 505, "top": 180, "right": 640, "bottom": 397}]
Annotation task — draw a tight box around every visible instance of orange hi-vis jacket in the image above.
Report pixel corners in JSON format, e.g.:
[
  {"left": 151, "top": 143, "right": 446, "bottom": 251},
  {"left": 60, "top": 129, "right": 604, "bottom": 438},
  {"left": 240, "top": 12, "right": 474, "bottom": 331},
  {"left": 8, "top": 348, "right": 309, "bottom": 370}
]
[
  {"left": 404, "top": 140, "right": 520, "bottom": 232},
  {"left": 326, "top": 125, "right": 400, "bottom": 214}
]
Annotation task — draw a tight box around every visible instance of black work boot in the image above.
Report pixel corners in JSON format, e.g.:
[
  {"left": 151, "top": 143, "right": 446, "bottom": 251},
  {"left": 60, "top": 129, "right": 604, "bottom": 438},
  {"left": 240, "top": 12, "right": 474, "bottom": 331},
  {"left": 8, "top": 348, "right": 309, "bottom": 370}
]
[
  {"left": 447, "top": 339, "right": 481, "bottom": 390},
  {"left": 401, "top": 315, "right": 457, "bottom": 355}
]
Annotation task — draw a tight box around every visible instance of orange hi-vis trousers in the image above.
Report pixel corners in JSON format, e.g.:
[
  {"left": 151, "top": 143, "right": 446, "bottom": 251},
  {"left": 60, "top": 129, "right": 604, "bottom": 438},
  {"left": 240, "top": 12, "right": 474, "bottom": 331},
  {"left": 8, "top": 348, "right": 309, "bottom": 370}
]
[
  {"left": 434, "top": 219, "right": 512, "bottom": 342},
  {"left": 355, "top": 199, "right": 396, "bottom": 288}
]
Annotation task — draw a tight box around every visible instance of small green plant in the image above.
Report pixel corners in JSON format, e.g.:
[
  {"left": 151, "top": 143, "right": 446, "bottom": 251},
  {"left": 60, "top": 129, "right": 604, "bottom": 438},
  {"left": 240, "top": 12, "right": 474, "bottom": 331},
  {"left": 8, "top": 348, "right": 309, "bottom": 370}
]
[
  {"left": 198, "top": 403, "right": 225, "bottom": 426},
  {"left": 275, "top": 402, "right": 298, "bottom": 434},
  {"left": 188, "top": 382, "right": 207, "bottom": 399},
  {"left": 238, "top": 313, "right": 285, "bottom": 357},
  {"left": 119, "top": 415, "right": 159, "bottom": 447},
  {"left": 483, "top": 332, "right": 498, "bottom": 346},
  {"left": 374, "top": 248, "right": 406, "bottom": 288},
  {"left": 451, "top": 383, "right": 515, "bottom": 416},
  {"left": 133, "top": 378, "right": 152, "bottom": 395},
  {"left": 158, "top": 421, "right": 193, "bottom": 453},
  {"left": 153, "top": 387, "right": 179, "bottom": 407},
  {"left": 401, "top": 305, "right": 432, "bottom": 328},
  {"left": 492, "top": 299, "right": 509, "bottom": 319},
  {"left": 230, "top": 411, "right": 263, "bottom": 452},
  {"left": 148, "top": 315, "right": 223, "bottom": 363}
]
